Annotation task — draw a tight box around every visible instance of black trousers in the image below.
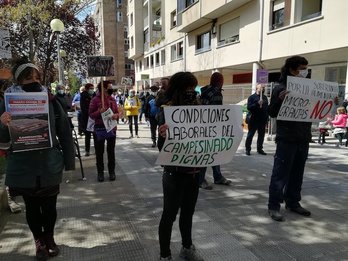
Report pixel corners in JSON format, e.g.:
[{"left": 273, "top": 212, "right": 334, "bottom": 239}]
[
  {"left": 84, "top": 131, "right": 95, "bottom": 153},
  {"left": 128, "top": 115, "right": 138, "bottom": 135},
  {"left": 149, "top": 116, "right": 158, "bottom": 142},
  {"left": 158, "top": 171, "right": 199, "bottom": 258},
  {"left": 245, "top": 121, "right": 266, "bottom": 151},
  {"left": 94, "top": 136, "right": 116, "bottom": 175},
  {"left": 22, "top": 195, "right": 58, "bottom": 239},
  {"left": 268, "top": 141, "right": 309, "bottom": 211}
]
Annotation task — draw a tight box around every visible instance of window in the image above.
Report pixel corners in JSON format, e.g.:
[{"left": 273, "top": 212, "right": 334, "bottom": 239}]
[
  {"left": 124, "top": 51, "right": 128, "bottom": 58},
  {"left": 218, "top": 17, "right": 240, "bottom": 46},
  {"left": 171, "top": 41, "right": 184, "bottom": 61},
  {"left": 161, "top": 49, "right": 165, "bottom": 65},
  {"left": 177, "top": 0, "right": 198, "bottom": 12},
  {"left": 155, "top": 52, "right": 160, "bottom": 66},
  {"left": 170, "top": 10, "right": 177, "bottom": 28},
  {"left": 131, "top": 36, "right": 134, "bottom": 49},
  {"left": 125, "top": 38, "right": 129, "bottom": 45},
  {"left": 117, "top": 11, "right": 123, "bottom": 22},
  {"left": 116, "top": 0, "right": 122, "bottom": 8},
  {"left": 139, "top": 60, "right": 142, "bottom": 71},
  {"left": 144, "top": 57, "right": 149, "bottom": 69},
  {"left": 150, "top": 55, "right": 154, "bottom": 67},
  {"left": 297, "top": 0, "right": 322, "bottom": 22},
  {"left": 272, "top": 0, "right": 284, "bottom": 29},
  {"left": 196, "top": 31, "right": 211, "bottom": 52},
  {"left": 130, "top": 13, "right": 133, "bottom": 26}
]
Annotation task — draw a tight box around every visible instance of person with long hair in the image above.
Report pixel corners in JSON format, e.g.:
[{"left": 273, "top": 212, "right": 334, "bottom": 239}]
[
  {"left": 89, "top": 81, "right": 119, "bottom": 182},
  {"left": 267, "top": 56, "right": 312, "bottom": 222},
  {"left": 0, "top": 57, "right": 75, "bottom": 260},
  {"left": 157, "top": 72, "right": 204, "bottom": 261}
]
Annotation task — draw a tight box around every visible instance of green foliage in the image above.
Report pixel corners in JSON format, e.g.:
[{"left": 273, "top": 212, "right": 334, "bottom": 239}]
[
  {"left": 0, "top": 0, "right": 99, "bottom": 86},
  {"left": 69, "top": 71, "right": 81, "bottom": 94}
]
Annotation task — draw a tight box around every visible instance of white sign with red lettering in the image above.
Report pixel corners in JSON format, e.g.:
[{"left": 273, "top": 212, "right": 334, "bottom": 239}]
[{"left": 277, "top": 76, "right": 339, "bottom": 122}]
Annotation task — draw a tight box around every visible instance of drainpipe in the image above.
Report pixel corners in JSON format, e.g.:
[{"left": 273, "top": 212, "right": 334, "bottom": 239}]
[{"left": 252, "top": 0, "right": 265, "bottom": 93}]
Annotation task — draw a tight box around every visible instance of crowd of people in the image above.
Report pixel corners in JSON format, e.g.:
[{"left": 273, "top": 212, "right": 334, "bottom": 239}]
[{"left": 0, "top": 56, "right": 347, "bottom": 261}]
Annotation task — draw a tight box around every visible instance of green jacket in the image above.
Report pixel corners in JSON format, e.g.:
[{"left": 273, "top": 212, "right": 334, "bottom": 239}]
[{"left": 0, "top": 91, "right": 75, "bottom": 188}]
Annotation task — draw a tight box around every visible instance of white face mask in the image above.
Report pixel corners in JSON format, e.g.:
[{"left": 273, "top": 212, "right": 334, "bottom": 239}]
[{"left": 297, "top": 69, "right": 308, "bottom": 78}]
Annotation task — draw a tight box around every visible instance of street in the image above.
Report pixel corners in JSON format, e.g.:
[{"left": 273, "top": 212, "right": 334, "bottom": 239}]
[{"left": 0, "top": 122, "right": 347, "bottom": 261}]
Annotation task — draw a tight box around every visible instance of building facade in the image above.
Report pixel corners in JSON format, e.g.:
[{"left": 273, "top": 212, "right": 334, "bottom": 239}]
[
  {"left": 94, "top": 0, "right": 134, "bottom": 87},
  {"left": 128, "top": 0, "right": 348, "bottom": 102}
]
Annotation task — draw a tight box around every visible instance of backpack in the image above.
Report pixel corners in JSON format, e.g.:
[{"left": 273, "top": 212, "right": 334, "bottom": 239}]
[{"left": 149, "top": 98, "right": 159, "bottom": 117}]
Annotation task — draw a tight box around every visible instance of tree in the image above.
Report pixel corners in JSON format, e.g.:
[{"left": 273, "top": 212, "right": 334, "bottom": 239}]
[{"left": 0, "top": 0, "right": 99, "bottom": 86}]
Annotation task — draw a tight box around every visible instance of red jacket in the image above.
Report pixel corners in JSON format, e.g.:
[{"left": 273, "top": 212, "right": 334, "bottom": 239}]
[{"left": 89, "top": 92, "right": 118, "bottom": 127}]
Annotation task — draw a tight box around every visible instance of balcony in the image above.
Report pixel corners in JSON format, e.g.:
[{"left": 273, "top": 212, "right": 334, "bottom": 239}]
[{"left": 177, "top": 0, "right": 252, "bottom": 33}]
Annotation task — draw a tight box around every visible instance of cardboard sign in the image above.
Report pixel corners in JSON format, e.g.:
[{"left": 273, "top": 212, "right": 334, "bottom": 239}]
[
  {"left": 87, "top": 56, "right": 115, "bottom": 77},
  {"left": 156, "top": 105, "right": 243, "bottom": 167},
  {"left": 277, "top": 76, "right": 339, "bottom": 122}
]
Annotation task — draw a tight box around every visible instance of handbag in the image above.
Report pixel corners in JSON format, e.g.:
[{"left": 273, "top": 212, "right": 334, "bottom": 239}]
[
  {"left": 94, "top": 127, "right": 116, "bottom": 141},
  {"left": 245, "top": 112, "right": 251, "bottom": 124}
]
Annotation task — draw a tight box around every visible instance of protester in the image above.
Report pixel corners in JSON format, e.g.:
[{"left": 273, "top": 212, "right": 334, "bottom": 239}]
[
  {"left": 198, "top": 72, "right": 232, "bottom": 190},
  {"left": 267, "top": 56, "right": 313, "bottom": 222},
  {"left": 330, "top": 106, "right": 348, "bottom": 147},
  {"left": 89, "top": 81, "right": 119, "bottom": 182},
  {"left": 245, "top": 83, "right": 269, "bottom": 156},
  {"left": 0, "top": 57, "right": 75, "bottom": 260},
  {"left": 156, "top": 77, "right": 170, "bottom": 107},
  {"left": 72, "top": 86, "right": 84, "bottom": 135},
  {"left": 124, "top": 89, "right": 140, "bottom": 138},
  {"left": 157, "top": 72, "right": 204, "bottom": 261},
  {"left": 138, "top": 90, "right": 148, "bottom": 124},
  {"left": 54, "top": 84, "right": 70, "bottom": 113},
  {"left": 64, "top": 86, "right": 73, "bottom": 112},
  {"left": 145, "top": 85, "right": 160, "bottom": 147},
  {"left": 80, "top": 83, "right": 95, "bottom": 156}
]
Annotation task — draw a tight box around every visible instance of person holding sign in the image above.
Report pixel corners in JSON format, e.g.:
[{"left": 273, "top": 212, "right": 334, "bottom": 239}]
[
  {"left": 0, "top": 57, "right": 75, "bottom": 260},
  {"left": 157, "top": 72, "right": 204, "bottom": 261},
  {"left": 89, "top": 81, "right": 119, "bottom": 182},
  {"left": 245, "top": 83, "right": 269, "bottom": 156},
  {"left": 267, "top": 56, "right": 312, "bottom": 222}
]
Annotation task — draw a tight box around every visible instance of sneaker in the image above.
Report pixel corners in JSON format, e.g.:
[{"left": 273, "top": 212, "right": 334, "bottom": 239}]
[
  {"left": 35, "top": 238, "right": 49, "bottom": 261},
  {"left": 257, "top": 150, "right": 267, "bottom": 155},
  {"left": 129, "top": 134, "right": 134, "bottom": 138},
  {"left": 44, "top": 233, "right": 60, "bottom": 257},
  {"left": 268, "top": 209, "right": 285, "bottom": 222},
  {"left": 8, "top": 198, "right": 21, "bottom": 213},
  {"left": 285, "top": 205, "right": 311, "bottom": 216},
  {"left": 159, "top": 256, "right": 172, "bottom": 260},
  {"left": 199, "top": 180, "right": 213, "bottom": 190},
  {"left": 85, "top": 151, "right": 90, "bottom": 157},
  {"left": 97, "top": 173, "right": 104, "bottom": 182},
  {"left": 245, "top": 150, "right": 251, "bottom": 156},
  {"left": 214, "top": 177, "right": 232, "bottom": 185},
  {"left": 109, "top": 172, "right": 116, "bottom": 181},
  {"left": 151, "top": 141, "right": 157, "bottom": 148},
  {"left": 180, "top": 245, "right": 204, "bottom": 261},
  {"left": 136, "top": 135, "right": 140, "bottom": 138}
]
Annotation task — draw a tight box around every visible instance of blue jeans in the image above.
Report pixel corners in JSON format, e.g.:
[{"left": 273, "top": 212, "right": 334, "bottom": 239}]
[
  {"left": 268, "top": 141, "right": 309, "bottom": 211},
  {"left": 198, "top": 165, "right": 223, "bottom": 185}
]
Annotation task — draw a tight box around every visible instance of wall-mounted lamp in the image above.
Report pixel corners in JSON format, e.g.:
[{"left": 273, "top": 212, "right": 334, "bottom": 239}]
[{"left": 211, "top": 18, "right": 217, "bottom": 35}]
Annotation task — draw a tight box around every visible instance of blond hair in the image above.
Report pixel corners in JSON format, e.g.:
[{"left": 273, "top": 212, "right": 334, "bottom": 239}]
[{"left": 337, "top": 107, "right": 346, "bottom": 114}]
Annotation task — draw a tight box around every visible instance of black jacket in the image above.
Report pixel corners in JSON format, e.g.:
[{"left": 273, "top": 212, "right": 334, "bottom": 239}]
[
  {"left": 268, "top": 82, "right": 312, "bottom": 143},
  {"left": 247, "top": 92, "right": 269, "bottom": 125}
]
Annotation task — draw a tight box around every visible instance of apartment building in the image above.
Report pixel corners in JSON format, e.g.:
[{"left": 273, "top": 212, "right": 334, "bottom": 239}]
[
  {"left": 94, "top": 0, "right": 134, "bottom": 86},
  {"left": 128, "top": 0, "right": 348, "bottom": 102}
]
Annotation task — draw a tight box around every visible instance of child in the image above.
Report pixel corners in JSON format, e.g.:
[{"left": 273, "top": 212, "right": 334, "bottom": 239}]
[{"left": 330, "top": 107, "right": 348, "bottom": 146}]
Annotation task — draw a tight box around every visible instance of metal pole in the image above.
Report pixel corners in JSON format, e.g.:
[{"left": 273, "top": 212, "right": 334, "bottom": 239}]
[{"left": 56, "top": 33, "right": 64, "bottom": 84}]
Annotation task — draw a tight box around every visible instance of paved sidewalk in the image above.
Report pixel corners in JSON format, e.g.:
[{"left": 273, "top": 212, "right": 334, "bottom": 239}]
[{"left": 0, "top": 122, "right": 347, "bottom": 261}]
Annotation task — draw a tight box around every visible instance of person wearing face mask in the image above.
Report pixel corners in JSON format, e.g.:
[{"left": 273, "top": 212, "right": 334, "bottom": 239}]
[
  {"left": 245, "top": 83, "right": 269, "bottom": 156},
  {"left": 55, "top": 84, "right": 70, "bottom": 113},
  {"left": 267, "top": 56, "right": 312, "bottom": 222},
  {"left": 80, "top": 83, "right": 95, "bottom": 156},
  {"left": 0, "top": 57, "right": 75, "bottom": 260},
  {"left": 89, "top": 81, "right": 119, "bottom": 182},
  {"left": 157, "top": 72, "right": 204, "bottom": 261},
  {"left": 145, "top": 85, "right": 160, "bottom": 147},
  {"left": 124, "top": 89, "right": 140, "bottom": 138}
]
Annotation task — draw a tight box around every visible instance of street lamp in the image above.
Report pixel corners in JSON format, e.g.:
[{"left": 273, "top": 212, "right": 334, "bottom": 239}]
[{"left": 50, "top": 18, "right": 64, "bottom": 84}]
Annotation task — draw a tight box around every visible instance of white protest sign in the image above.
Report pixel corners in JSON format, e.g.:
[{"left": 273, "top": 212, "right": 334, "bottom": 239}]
[
  {"left": 101, "top": 108, "right": 117, "bottom": 132},
  {"left": 277, "top": 76, "right": 338, "bottom": 122},
  {"left": 0, "top": 28, "right": 11, "bottom": 59},
  {"left": 156, "top": 105, "right": 243, "bottom": 167}
]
